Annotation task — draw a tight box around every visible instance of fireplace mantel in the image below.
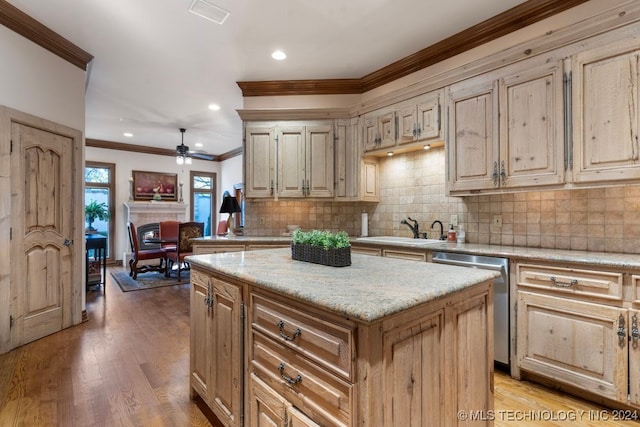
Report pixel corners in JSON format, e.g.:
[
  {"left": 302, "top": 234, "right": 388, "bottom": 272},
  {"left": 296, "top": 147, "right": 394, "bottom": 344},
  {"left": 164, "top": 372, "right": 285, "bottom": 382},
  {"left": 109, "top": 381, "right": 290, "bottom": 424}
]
[{"left": 123, "top": 201, "right": 188, "bottom": 225}]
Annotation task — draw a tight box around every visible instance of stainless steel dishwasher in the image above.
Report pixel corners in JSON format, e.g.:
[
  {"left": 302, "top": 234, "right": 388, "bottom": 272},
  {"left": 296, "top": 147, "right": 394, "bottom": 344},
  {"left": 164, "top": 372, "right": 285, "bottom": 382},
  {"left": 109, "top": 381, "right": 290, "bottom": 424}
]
[{"left": 432, "top": 251, "right": 509, "bottom": 370}]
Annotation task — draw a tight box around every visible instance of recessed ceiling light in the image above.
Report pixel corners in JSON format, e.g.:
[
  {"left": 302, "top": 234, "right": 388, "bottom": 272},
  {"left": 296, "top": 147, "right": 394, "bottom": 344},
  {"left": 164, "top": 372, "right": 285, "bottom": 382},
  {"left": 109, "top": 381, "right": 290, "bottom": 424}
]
[
  {"left": 123, "top": 132, "right": 133, "bottom": 137},
  {"left": 195, "top": 142, "right": 203, "bottom": 148},
  {"left": 208, "top": 103, "right": 220, "bottom": 111},
  {"left": 272, "top": 50, "right": 286, "bottom": 60}
]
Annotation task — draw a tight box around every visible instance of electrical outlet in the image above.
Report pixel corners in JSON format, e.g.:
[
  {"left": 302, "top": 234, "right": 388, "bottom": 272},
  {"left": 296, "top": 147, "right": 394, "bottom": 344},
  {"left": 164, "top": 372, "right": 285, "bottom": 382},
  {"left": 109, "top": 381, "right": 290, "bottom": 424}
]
[
  {"left": 450, "top": 215, "right": 458, "bottom": 227},
  {"left": 493, "top": 215, "right": 502, "bottom": 227},
  {"left": 259, "top": 217, "right": 265, "bottom": 225}
]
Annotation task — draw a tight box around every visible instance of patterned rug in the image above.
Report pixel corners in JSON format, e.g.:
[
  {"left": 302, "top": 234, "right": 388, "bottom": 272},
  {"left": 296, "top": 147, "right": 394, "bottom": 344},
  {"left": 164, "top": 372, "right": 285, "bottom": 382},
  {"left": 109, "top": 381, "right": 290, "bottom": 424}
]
[{"left": 111, "top": 270, "right": 190, "bottom": 292}]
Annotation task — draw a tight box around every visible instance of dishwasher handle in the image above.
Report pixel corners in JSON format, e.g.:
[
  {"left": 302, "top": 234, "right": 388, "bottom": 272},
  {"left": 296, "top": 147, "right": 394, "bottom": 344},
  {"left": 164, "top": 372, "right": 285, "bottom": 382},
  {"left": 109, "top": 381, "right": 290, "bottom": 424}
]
[{"left": 433, "top": 257, "right": 504, "bottom": 272}]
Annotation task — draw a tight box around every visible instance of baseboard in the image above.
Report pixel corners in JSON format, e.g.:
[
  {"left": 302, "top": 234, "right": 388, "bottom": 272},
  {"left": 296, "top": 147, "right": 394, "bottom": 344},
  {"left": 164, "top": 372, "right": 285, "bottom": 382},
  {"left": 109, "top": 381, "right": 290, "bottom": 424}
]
[{"left": 82, "top": 309, "right": 88, "bottom": 323}]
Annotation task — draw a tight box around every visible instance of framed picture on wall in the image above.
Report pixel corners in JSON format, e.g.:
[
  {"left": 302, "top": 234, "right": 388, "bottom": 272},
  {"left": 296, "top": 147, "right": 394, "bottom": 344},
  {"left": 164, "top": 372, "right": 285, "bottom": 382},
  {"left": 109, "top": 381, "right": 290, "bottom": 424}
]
[{"left": 132, "top": 170, "right": 178, "bottom": 201}]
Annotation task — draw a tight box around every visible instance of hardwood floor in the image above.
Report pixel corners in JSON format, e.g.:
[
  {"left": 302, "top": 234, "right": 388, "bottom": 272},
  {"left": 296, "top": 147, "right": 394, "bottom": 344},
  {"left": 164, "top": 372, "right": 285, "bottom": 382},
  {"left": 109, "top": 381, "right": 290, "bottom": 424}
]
[{"left": 0, "top": 266, "right": 637, "bottom": 426}]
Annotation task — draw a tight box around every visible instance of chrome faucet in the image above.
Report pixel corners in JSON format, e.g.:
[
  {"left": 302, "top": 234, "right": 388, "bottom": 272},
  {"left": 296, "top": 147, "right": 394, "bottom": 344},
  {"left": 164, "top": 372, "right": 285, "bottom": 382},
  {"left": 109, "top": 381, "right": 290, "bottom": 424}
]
[
  {"left": 400, "top": 217, "right": 420, "bottom": 239},
  {"left": 430, "top": 220, "right": 445, "bottom": 240}
]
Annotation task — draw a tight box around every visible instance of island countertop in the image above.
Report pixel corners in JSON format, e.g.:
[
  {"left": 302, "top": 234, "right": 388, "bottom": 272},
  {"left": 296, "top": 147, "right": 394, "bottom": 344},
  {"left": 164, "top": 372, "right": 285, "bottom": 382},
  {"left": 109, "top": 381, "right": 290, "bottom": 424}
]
[{"left": 187, "top": 248, "right": 498, "bottom": 323}]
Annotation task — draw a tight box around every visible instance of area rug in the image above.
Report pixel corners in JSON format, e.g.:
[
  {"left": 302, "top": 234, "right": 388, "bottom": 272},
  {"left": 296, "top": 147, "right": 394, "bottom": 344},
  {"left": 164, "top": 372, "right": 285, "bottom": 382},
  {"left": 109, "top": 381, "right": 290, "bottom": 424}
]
[{"left": 111, "top": 270, "right": 190, "bottom": 292}]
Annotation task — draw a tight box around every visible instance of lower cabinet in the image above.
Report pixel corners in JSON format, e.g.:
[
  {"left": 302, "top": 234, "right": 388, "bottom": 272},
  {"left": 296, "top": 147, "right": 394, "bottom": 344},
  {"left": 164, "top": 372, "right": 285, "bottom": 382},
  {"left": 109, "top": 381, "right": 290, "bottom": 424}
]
[
  {"left": 192, "top": 265, "right": 493, "bottom": 426},
  {"left": 190, "top": 269, "right": 243, "bottom": 427},
  {"left": 515, "top": 261, "right": 640, "bottom": 408}
]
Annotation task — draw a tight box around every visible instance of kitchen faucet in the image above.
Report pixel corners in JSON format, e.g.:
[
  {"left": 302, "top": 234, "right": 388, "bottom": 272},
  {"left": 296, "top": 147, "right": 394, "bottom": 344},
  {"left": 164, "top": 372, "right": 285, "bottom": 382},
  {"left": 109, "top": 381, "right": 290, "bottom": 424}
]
[
  {"left": 400, "top": 217, "right": 420, "bottom": 239},
  {"left": 431, "top": 220, "right": 445, "bottom": 240}
]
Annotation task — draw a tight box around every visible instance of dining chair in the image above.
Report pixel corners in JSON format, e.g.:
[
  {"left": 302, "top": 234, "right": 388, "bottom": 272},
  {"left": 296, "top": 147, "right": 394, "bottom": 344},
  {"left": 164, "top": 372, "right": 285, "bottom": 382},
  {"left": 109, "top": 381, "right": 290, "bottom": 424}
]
[
  {"left": 167, "top": 221, "right": 204, "bottom": 281},
  {"left": 159, "top": 220, "right": 179, "bottom": 254},
  {"left": 127, "top": 222, "right": 167, "bottom": 279}
]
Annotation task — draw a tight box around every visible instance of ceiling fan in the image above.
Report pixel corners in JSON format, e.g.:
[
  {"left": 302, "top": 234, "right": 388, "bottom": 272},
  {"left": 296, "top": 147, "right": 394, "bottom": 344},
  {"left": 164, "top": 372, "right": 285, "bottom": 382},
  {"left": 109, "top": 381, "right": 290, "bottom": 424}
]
[{"left": 176, "top": 128, "right": 216, "bottom": 162}]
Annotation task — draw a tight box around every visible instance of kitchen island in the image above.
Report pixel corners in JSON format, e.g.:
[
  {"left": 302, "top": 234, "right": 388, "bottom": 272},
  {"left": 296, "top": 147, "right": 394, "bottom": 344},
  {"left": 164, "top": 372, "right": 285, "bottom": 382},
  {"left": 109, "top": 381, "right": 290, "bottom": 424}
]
[{"left": 187, "top": 248, "right": 498, "bottom": 426}]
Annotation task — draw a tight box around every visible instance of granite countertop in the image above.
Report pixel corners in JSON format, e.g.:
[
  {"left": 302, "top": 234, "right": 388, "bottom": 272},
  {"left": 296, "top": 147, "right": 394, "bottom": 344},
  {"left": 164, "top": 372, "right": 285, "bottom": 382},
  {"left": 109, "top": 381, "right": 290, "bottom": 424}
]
[
  {"left": 355, "top": 237, "right": 640, "bottom": 269},
  {"left": 187, "top": 248, "right": 498, "bottom": 324}
]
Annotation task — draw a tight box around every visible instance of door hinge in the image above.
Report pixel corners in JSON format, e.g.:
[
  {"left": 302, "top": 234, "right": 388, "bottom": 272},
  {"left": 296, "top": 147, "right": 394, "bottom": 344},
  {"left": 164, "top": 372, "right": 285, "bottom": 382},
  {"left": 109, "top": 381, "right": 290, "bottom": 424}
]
[
  {"left": 240, "top": 302, "right": 245, "bottom": 320},
  {"left": 9, "top": 315, "right": 14, "bottom": 328},
  {"left": 10, "top": 139, "right": 13, "bottom": 154},
  {"left": 9, "top": 227, "right": 12, "bottom": 241}
]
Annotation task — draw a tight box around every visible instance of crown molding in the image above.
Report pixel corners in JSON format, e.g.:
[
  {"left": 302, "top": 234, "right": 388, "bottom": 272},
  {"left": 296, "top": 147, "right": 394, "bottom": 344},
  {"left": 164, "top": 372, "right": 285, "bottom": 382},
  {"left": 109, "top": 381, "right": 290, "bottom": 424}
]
[
  {"left": 237, "top": 108, "right": 352, "bottom": 121},
  {"left": 86, "top": 138, "right": 242, "bottom": 162},
  {"left": 0, "top": 0, "right": 93, "bottom": 70},
  {"left": 236, "top": 0, "right": 590, "bottom": 97}
]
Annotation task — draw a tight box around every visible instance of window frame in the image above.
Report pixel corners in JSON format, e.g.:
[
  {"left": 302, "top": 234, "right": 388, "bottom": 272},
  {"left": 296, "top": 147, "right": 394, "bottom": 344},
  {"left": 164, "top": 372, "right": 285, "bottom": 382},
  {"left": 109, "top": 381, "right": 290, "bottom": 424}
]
[
  {"left": 85, "top": 161, "right": 116, "bottom": 264},
  {"left": 190, "top": 171, "right": 217, "bottom": 236}
]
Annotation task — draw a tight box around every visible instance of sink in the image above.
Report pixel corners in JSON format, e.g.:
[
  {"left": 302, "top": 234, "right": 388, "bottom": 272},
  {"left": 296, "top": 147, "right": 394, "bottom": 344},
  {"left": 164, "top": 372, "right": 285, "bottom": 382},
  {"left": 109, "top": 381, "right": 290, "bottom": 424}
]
[{"left": 355, "top": 236, "right": 444, "bottom": 246}]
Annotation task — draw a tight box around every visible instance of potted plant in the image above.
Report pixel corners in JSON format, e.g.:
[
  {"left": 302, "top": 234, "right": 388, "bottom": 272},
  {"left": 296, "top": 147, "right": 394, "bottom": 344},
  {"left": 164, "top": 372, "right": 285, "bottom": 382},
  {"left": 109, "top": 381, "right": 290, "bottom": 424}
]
[
  {"left": 291, "top": 229, "right": 351, "bottom": 267},
  {"left": 85, "top": 200, "right": 110, "bottom": 233}
]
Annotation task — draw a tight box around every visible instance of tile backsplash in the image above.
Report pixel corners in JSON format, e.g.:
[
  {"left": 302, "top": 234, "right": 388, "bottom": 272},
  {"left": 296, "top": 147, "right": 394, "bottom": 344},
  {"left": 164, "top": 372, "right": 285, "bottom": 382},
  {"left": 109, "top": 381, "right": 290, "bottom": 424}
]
[{"left": 244, "top": 147, "right": 640, "bottom": 254}]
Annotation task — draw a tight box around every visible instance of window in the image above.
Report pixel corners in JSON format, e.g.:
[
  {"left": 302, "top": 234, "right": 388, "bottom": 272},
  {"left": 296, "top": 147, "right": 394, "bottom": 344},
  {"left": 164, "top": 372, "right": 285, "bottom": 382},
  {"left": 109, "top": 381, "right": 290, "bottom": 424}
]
[
  {"left": 190, "top": 171, "right": 216, "bottom": 236},
  {"left": 85, "top": 162, "right": 115, "bottom": 262}
]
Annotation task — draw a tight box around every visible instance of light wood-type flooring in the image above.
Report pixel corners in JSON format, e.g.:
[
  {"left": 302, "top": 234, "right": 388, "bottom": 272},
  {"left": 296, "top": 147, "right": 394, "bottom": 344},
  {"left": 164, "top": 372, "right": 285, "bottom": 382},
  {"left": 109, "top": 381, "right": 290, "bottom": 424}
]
[{"left": 0, "top": 266, "right": 638, "bottom": 426}]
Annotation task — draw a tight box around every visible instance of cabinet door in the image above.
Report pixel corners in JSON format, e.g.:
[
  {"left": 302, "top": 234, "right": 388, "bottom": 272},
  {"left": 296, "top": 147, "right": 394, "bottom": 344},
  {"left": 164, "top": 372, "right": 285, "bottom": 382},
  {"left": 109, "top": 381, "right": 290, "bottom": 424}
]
[
  {"left": 517, "top": 291, "right": 628, "bottom": 402},
  {"left": 245, "top": 127, "right": 276, "bottom": 198},
  {"left": 630, "top": 309, "right": 640, "bottom": 406},
  {"left": 362, "top": 117, "right": 379, "bottom": 152},
  {"left": 288, "top": 406, "right": 321, "bottom": 427},
  {"left": 249, "top": 373, "right": 287, "bottom": 427},
  {"left": 499, "top": 61, "right": 565, "bottom": 188},
  {"left": 447, "top": 77, "right": 499, "bottom": 193},
  {"left": 190, "top": 270, "right": 211, "bottom": 401},
  {"left": 306, "top": 125, "right": 334, "bottom": 198},
  {"left": 278, "top": 126, "right": 306, "bottom": 198},
  {"left": 572, "top": 43, "right": 640, "bottom": 183},
  {"left": 361, "top": 159, "right": 379, "bottom": 202},
  {"left": 383, "top": 309, "right": 445, "bottom": 426},
  {"left": 396, "top": 105, "right": 418, "bottom": 144},
  {"left": 210, "top": 277, "right": 243, "bottom": 427},
  {"left": 377, "top": 112, "right": 396, "bottom": 149},
  {"left": 416, "top": 94, "right": 440, "bottom": 141}
]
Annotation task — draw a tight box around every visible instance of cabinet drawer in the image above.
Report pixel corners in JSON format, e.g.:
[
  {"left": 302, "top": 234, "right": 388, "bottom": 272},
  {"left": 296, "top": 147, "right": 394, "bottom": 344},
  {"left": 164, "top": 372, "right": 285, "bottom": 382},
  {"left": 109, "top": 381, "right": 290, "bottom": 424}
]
[
  {"left": 516, "top": 263, "right": 623, "bottom": 301},
  {"left": 252, "top": 332, "right": 352, "bottom": 427},
  {"left": 382, "top": 249, "right": 426, "bottom": 261},
  {"left": 251, "top": 293, "right": 354, "bottom": 380}
]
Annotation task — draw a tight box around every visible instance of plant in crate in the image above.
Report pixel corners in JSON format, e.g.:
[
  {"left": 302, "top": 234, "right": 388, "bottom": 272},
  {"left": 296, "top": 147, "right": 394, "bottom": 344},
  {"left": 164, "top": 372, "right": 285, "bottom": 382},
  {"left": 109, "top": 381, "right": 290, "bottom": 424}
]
[{"left": 291, "top": 229, "right": 351, "bottom": 267}]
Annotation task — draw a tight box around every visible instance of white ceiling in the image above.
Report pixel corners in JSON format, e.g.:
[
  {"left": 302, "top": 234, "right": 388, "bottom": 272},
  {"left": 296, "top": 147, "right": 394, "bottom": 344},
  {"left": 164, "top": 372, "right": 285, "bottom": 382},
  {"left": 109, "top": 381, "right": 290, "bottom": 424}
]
[{"left": 7, "top": 0, "right": 528, "bottom": 157}]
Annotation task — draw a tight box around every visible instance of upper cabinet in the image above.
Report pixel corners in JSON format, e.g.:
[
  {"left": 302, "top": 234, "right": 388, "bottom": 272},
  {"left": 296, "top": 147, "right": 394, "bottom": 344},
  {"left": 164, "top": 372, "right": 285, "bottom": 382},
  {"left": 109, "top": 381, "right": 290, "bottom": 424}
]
[
  {"left": 277, "top": 124, "right": 334, "bottom": 198},
  {"left": 447, "top": 58, "right": 566, "bottom": 195},
  {"left": 245, "top": 126, "right": 276, "bottom": 198},
  {"left": 244, "top": 119, "right": 379, "bottom": 201},
  {"left": 572, "top": 41, "right": 640, "bottom": 184},
  {"left": 362, "top": 89, "right": 444, "bottom": 156}
]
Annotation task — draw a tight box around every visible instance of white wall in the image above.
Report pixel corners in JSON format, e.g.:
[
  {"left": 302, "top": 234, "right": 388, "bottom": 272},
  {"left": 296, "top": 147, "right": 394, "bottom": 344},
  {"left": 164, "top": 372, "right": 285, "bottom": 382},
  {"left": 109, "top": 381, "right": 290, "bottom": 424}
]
[
  {"left": 85, "top": 147, "right": 223, "bottom": 261},
  {"left": 220, "top": 155, "right": 243, "bottom": 196},
  {"left": 0, "top": 26, "right": 85, "bottom": 130}
]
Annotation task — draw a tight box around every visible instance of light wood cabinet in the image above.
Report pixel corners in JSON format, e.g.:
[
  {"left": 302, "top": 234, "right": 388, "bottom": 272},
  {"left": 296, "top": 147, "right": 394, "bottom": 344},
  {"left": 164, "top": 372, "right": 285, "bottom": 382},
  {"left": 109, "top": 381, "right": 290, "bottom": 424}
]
[
  {"left": 447, "top": 59, "right": 565, "bottom": 194},
  {"left": 190, "top": 269, "right": 243, "bottom": 427},
  {"left": 334, "top": 118, "right": 380, "bottom": 202},
  {"left": 278, "top": 124, "right": 334, "bottom": 198},
  {"left": 517, "top": 290, "right": 628, "bottom": 402},
  {"left": 572, "top": 41, "right": 640, "bottom": 184},
  {"left": 515, "top": 261, "right": 640, "bottom": 407},
  {"left": 396, "top": 90, "right": 442, "bottom": 145},
  {"left": 245, "top": 126, "right": 276, "bottom": 198},
  {"left": 192, "top": 260, "right": 493, "bottom": 427},
  {"left": 362, "top": 111, "right": 395, "bottom": 152}
]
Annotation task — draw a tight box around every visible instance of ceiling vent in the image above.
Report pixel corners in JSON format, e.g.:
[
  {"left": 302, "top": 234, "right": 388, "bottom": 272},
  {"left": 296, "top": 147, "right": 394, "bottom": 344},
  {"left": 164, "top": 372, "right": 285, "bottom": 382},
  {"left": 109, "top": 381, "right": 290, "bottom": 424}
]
[{"left": 188, "top": 0, "right": 230, "bottom": 25}]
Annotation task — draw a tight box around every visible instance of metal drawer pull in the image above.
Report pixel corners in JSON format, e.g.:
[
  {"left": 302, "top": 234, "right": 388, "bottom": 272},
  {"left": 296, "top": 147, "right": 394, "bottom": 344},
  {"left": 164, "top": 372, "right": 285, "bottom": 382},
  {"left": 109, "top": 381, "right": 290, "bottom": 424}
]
[
  {"left": 278, "top": 362, "right": 302, "bottom": 385},
  {"left": 277, "top": 320, "right": 301, "bottom": 341},
  {"left": 618, "top": 314, "right": 627, "bottom": 349},
  {"left": 632, "top": 314, "right": 639, "bottom": 350},
  {"left": 549, "top": 276, "right": 578, "bottom": 287}
]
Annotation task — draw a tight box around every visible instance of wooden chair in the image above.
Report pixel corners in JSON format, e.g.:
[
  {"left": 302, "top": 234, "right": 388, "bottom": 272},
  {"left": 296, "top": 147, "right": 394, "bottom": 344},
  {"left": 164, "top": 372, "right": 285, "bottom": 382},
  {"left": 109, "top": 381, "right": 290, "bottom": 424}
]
[
  {"left": 167, "top": 221, "right": 204, "bottom": 281},
  {"left": 159, "top": 220, "right": 179, "bottom": 254},
  {"left": 127, "top": 222, "right": 167, "bottom": 279}
]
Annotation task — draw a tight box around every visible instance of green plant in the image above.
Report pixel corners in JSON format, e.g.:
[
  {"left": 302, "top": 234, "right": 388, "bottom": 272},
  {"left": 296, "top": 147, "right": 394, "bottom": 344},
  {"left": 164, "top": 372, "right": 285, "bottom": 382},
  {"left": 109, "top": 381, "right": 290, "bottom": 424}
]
[
  {"left": 291, "top": 229, "right": 350, "bottom": 249},
  {"left": 85, "top": 200, "right": 110, "bottom": 230}
]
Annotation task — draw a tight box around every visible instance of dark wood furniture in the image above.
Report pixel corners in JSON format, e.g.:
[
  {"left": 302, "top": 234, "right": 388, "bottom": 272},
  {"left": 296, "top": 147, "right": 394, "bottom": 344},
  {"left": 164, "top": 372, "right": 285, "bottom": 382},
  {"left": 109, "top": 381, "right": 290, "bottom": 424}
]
[
  {"left": 159, "top": 220, "right": 179, "bottom": 254},
  {"left": 85, "top": 234, "right": 107, "bottom": 292},
  {"left": 127, "top": 222, "right": 167, "bottom": 279},
  {"left": 167, "top": 221, "right": 204, "bottom": 281}
]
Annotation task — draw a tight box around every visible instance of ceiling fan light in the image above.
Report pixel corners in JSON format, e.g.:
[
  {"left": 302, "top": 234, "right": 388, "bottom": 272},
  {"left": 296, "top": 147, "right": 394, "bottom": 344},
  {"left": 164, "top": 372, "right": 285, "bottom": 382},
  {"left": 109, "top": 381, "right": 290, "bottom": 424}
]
[
  {"left": 176, "top": 156, "right": 185, "bottom": 165},
  {"left": 185, "top": 156, "right": 193, "bottom": 165}
]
